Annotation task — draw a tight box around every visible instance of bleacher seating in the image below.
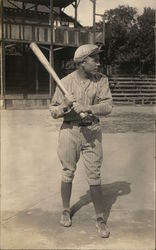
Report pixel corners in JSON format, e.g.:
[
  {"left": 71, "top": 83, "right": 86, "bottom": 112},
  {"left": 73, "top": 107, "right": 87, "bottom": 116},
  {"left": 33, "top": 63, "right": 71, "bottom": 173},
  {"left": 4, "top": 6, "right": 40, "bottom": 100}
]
[{"left": 109, "top": 75, "right": 156, "bottom": 105}]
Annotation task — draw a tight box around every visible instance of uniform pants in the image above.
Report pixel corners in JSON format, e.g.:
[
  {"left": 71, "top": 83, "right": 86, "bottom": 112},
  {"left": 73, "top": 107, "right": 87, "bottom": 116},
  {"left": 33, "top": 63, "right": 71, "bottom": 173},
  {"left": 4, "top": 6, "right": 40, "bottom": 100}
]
[{"left": 58, "top": 122, "right": 103, "bottom": 185}]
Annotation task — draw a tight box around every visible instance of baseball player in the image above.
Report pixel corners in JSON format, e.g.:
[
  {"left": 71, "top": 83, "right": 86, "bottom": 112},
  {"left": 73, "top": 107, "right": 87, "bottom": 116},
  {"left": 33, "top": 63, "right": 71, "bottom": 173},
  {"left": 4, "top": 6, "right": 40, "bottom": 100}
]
[{"left": 49, "top": 44, "right": 113, "bottom": 238}]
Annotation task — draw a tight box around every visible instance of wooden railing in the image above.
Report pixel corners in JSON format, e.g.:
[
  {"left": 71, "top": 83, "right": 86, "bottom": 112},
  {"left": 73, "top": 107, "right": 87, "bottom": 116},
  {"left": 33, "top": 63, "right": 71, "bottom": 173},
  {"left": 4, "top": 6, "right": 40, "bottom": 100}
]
[
  {"left": 3, "top": 22, "right": 94, "bottom": 46},
  {"left": 109, "top": 76, "right": 156, "bottom": 104}
]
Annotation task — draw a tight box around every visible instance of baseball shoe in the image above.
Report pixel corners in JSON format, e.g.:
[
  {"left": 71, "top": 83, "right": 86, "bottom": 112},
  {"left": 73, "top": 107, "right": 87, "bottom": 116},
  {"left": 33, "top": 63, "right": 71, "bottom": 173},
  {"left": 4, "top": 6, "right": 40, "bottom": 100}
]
[
  {"left": 60, "top": 209, "right": 72, "bottom": 227},
  {"left": 96, "top": 217, "right": 110, "bottom": 238}
]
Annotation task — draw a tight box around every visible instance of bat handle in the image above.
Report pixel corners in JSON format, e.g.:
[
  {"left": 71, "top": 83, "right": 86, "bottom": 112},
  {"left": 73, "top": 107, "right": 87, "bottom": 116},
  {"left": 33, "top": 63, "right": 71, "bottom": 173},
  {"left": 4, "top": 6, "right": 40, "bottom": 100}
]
[{"left": 72, "top": 102, "right": 88, "bottom": 118}]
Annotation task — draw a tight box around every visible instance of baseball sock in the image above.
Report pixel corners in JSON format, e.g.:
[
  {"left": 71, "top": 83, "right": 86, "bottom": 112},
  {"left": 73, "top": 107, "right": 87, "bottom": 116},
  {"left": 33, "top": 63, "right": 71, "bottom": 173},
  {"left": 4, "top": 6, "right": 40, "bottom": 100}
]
[
  {"left": 90, "top": 185, "right": 104, "bottom": 219},
  {"left": 61, "top": 181, "right": 72, "bottom": 210}
]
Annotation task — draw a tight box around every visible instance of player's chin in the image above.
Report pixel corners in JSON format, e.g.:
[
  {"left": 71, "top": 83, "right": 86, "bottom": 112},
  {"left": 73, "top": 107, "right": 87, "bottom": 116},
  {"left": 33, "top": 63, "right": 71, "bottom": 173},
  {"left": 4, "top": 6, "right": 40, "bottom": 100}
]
[{"left": 92, "top": 69, "right": 98, "bottom": 74}]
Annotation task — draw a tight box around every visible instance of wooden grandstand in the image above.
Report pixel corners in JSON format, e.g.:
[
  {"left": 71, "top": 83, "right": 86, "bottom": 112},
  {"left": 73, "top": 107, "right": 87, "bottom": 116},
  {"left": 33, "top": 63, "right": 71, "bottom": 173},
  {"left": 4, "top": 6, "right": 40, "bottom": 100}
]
[{"left": 109, "top": 75, "right": 156, "bottom": 105}]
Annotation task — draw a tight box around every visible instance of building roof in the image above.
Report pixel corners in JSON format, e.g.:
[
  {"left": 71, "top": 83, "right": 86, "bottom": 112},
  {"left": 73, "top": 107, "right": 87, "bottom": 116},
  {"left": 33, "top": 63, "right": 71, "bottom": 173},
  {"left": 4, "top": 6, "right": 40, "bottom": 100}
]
[{"left": 12, "top": 0, "right": 75, "bottom": 8}]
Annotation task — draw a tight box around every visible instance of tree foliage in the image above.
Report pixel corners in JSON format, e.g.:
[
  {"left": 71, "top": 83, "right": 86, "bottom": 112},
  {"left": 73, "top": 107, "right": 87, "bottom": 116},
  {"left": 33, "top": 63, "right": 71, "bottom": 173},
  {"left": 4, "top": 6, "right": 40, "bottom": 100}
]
[{"left": 99, "top": 5, "right": 155, "bottom": 75}]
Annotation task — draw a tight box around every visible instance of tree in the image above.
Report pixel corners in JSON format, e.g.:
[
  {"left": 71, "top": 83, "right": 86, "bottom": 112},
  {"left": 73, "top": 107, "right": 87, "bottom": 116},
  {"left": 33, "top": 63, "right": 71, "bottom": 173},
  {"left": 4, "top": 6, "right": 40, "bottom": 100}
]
[
  {"left": 136, "top": 8, "right": 155, "bottom": 74},
  {"left": 102, "top": 5, "right": 138, "bottom": 73},
  {"left": 99, "top": 5, "right": 155, "bottom": 75}
]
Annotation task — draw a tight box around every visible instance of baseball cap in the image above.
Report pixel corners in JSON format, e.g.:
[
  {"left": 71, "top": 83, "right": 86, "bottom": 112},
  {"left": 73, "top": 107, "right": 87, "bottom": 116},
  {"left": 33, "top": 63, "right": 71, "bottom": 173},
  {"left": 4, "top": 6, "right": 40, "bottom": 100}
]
[{"left": 73, "top": 44, "right": 103, "bottom": 62}]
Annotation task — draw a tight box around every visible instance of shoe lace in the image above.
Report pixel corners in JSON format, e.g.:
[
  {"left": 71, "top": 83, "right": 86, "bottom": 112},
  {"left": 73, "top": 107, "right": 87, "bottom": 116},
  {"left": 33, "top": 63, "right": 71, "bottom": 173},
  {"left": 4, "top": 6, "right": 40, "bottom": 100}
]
[
  {"left": 62, "top": 210, "right": 70, "bottom": 220},
  {"left": 97, "top": 217, "right": 106, "bottom": 228}
]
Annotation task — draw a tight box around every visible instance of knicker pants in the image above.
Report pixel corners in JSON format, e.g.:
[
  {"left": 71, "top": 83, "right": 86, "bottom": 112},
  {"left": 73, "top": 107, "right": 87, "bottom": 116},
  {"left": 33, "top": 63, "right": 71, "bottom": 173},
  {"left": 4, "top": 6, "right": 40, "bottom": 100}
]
[{"left": 57, "top": 122, "right": 103, "bottom": 185}]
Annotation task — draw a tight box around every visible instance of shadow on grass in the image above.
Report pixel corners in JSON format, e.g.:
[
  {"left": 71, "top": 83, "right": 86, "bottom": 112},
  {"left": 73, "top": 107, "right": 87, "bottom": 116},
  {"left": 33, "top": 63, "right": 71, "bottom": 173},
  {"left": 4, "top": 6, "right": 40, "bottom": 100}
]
[{"left": 70, "top": 181, "right": 131, "bottom": 222}]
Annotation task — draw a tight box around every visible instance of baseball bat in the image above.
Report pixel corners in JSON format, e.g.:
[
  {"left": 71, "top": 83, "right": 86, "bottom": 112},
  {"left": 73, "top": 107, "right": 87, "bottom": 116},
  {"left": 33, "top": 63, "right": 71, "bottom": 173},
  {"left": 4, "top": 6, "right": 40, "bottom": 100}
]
[
  {"left": 30, "top": 42, "right": 86, "bottom": 118},
  {"left": 30, "top": 42, "right": 68, "bottom": 96}
]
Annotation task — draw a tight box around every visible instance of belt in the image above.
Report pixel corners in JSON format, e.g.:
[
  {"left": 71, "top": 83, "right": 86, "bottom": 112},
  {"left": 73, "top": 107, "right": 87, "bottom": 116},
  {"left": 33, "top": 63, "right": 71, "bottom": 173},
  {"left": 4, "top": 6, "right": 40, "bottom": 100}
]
[
  {"left": 64, "top": 121, "right": 91, "bottom": 127},
  {"left": 64, "top": 117, "right": 99, "bottom": 127}
]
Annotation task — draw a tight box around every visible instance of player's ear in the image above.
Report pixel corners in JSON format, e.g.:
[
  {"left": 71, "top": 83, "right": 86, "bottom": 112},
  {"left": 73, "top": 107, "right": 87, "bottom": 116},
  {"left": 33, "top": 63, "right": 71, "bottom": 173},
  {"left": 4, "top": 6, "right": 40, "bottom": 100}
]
[{"left": 81, "top": 60, "right": 86, "bottom": 67}]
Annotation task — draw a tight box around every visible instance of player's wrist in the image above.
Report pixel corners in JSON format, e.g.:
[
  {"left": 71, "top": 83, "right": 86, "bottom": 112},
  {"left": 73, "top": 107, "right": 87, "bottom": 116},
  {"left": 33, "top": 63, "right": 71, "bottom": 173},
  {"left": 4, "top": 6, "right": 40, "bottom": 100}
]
[
  {"left": 60, "top": 103, "right": 70, "bottom": 113},
  {"left": 85, "top": 105, "right": 92, "bottom": 114}
]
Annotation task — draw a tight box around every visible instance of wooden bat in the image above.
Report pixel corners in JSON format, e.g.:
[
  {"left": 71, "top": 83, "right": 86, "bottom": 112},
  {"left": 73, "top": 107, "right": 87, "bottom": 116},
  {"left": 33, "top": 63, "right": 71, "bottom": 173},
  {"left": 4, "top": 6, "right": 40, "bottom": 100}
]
[
  {"left": 30, "top": 42, "right": 68, "bottom": 96},
  {"left": 30, "top": 42, "right": 86, "bottom": 118}
]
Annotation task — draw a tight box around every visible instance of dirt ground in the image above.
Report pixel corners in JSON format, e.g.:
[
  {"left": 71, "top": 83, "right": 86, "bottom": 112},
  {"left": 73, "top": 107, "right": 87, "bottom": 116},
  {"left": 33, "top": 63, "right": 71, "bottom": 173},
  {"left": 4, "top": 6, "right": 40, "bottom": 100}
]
[{"left": 0, "top": 105, "right": 155, "bottom": 250}]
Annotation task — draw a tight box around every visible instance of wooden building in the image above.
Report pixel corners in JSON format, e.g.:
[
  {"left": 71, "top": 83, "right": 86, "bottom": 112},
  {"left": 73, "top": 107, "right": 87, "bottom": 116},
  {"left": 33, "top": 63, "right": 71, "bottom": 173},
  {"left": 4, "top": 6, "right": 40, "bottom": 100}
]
[{"left": 0, "top": 0, "right": 96, "bottom": 108}]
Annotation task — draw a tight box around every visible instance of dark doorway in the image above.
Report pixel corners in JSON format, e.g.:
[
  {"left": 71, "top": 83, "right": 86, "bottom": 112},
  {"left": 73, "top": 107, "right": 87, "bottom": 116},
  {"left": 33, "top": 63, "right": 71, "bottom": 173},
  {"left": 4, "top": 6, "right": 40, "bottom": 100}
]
[{"left": 5, "top": 44, "right": 49, "bottom": 95}]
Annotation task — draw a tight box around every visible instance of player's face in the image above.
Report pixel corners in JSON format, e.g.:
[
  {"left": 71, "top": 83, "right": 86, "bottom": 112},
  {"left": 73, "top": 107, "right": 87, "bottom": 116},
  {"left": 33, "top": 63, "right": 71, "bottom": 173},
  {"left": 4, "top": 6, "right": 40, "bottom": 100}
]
[{"left": 83, "top": 54, "right": 100, "bottom": 75}]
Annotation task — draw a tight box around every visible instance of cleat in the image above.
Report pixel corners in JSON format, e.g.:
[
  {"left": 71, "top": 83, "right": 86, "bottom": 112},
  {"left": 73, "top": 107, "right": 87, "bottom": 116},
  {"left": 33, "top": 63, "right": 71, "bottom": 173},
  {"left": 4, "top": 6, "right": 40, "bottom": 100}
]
[
  {"left": 96, "top": 217, "right": 110, "bottom": 238},
  {"left": 60, "top": 209, "right": 72, "bottom": 227}
]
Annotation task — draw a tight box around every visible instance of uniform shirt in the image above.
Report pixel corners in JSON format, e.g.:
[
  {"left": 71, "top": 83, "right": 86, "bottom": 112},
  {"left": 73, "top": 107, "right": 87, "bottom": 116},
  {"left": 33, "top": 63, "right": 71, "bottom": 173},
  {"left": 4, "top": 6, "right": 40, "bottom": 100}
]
[{"left": 49, "top": 70, "right": 113, "bottom": 122}]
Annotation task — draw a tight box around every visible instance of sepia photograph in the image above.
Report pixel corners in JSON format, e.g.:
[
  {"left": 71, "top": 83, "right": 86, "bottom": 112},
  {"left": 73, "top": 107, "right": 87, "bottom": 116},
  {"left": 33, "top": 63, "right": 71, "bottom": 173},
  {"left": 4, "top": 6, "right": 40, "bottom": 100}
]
[{"left": 0, "top": 0, "right": 156, "bottom": 249}]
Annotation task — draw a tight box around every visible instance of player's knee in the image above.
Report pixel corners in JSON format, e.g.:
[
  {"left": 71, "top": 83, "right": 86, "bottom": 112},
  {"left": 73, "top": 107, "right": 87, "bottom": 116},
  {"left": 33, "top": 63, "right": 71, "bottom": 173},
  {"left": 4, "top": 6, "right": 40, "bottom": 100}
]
[
  {"left": 86, "top": 168, "right": 101, "bottom": 185},
  {"left": 62, "top": 168, "right": 75, "bottom": 183},
  {"left": 87, "top": 177, "right": 101, "bottom": 186}
]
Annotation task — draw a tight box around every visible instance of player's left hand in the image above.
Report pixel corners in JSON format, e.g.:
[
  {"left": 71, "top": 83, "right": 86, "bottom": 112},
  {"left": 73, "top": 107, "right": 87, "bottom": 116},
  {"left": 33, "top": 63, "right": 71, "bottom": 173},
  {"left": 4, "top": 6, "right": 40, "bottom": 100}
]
[{"left": 73, "top": 103, "right": 91, "bottom": 114}]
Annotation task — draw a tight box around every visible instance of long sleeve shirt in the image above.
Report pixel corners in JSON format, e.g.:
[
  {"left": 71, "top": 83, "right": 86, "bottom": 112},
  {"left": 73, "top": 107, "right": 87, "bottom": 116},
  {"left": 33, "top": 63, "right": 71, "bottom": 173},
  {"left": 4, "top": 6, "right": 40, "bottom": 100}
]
[{"left": 49, "top": 70, "right": 113, "bottom": 122}]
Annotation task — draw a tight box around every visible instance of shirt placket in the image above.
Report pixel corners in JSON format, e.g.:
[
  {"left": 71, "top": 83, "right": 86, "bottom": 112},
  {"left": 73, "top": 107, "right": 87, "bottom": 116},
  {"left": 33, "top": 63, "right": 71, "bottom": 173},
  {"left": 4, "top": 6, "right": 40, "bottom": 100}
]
[{"left": 79, "top": 80, "right": 91, "bottom": 104}]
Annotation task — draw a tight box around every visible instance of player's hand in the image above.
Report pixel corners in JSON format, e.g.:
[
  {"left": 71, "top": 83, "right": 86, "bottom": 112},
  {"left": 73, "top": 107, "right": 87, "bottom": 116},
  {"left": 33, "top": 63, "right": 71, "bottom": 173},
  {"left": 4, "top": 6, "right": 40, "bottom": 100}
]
[
  {"left": 63, "top": 94, "right": 76, "bottom": 108},
  {"left": 73, "top": 103, "right": 91, "bottom": 114}
]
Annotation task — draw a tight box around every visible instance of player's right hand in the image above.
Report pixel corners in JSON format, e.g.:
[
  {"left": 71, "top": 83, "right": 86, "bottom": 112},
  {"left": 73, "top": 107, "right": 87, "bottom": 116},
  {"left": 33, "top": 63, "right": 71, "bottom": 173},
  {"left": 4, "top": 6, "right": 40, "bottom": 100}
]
[{"left": 63, "top": 94, "right": 76, "bottom": 108}]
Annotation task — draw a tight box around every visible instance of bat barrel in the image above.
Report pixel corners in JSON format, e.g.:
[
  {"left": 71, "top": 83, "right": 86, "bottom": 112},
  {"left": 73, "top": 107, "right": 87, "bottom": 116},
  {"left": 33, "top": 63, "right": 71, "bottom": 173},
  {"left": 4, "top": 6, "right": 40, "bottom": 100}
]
[{"left": 30, "top": 42, "right": 68, "bottom": 96}]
